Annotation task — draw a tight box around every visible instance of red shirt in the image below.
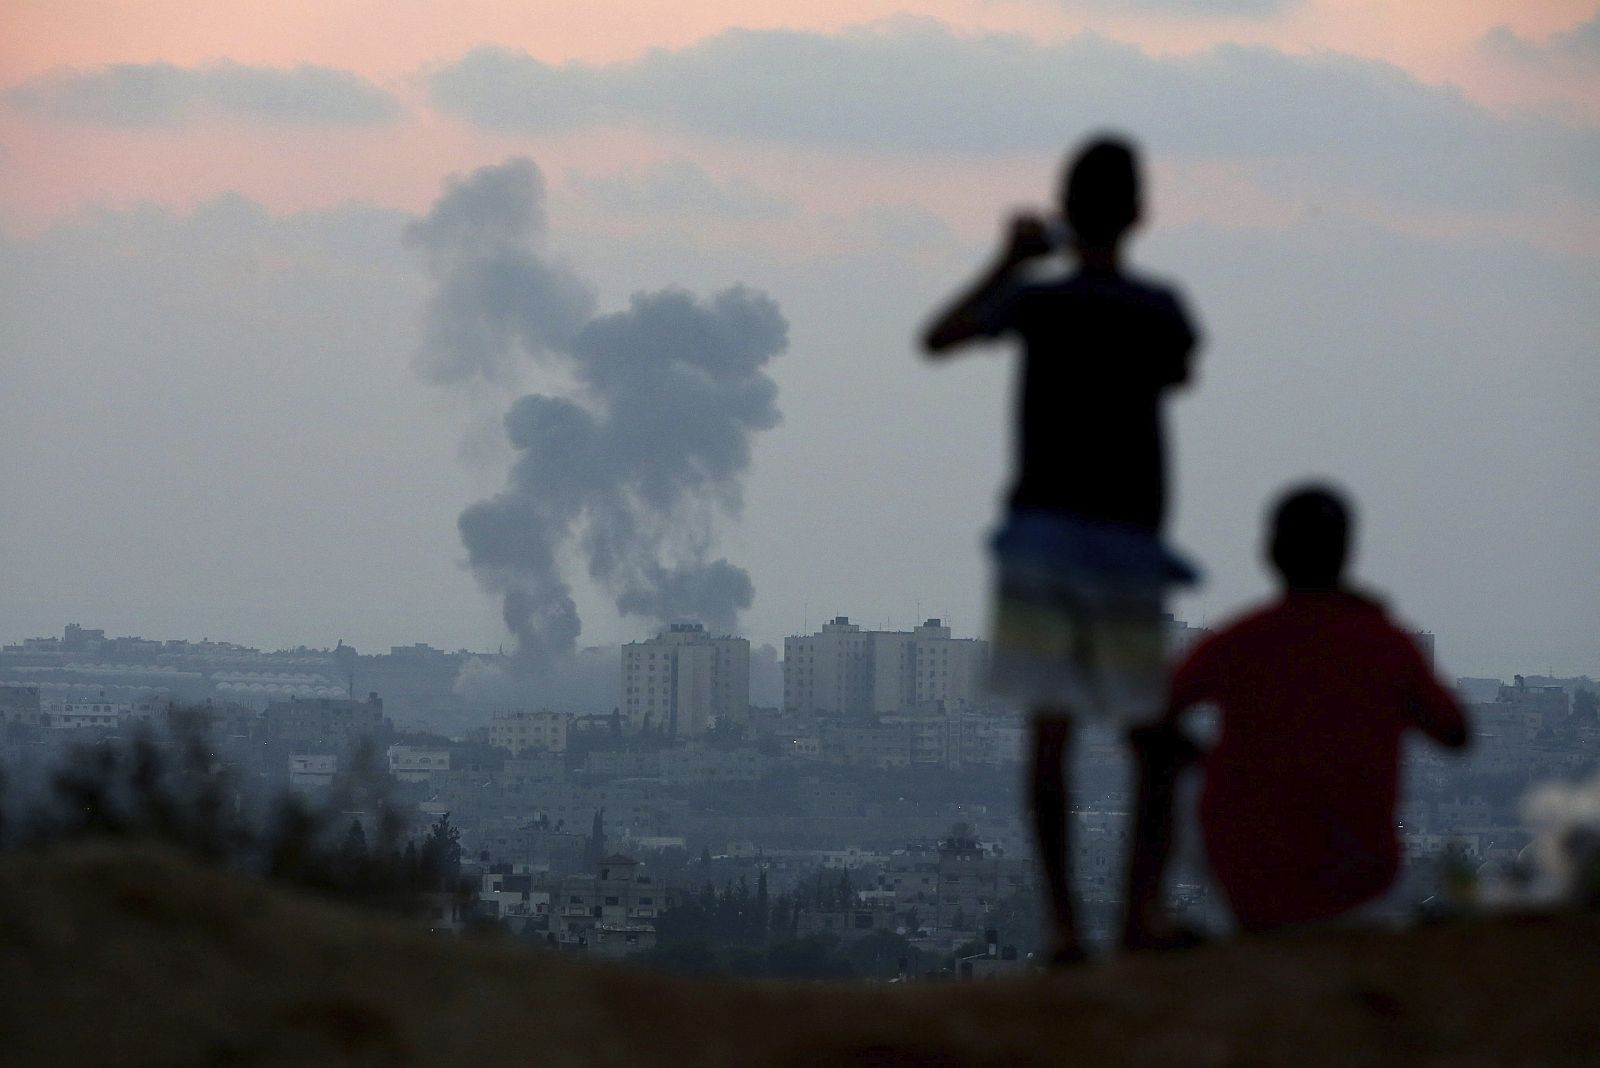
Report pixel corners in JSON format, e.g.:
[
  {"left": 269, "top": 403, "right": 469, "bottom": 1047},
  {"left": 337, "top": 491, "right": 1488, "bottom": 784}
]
[{"left": 1169, "top": 590, "right": 1466, "bottom": 930}]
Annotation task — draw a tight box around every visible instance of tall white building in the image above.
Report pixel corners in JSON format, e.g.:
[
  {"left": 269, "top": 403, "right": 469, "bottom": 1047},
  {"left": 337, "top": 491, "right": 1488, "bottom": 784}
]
[
  {"left": 620, "top": 623, "right": 749, "bottom": 736},
  {"left": 784, "top": 617, "right": 989, "bottom": 718}
]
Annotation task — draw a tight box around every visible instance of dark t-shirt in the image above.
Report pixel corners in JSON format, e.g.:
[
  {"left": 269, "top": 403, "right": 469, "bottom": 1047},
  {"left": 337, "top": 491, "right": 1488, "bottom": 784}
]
[
  {"left": 1167, "top": 590, "right": 1467, "bottom": 930},
  {"left": 979, "top": 269, "right": 1198, "bottom": 531}
]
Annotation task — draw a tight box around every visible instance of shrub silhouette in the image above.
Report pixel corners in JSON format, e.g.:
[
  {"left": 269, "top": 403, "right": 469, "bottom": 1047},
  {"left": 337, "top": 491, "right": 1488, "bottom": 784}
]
[{"left": 2, "top": 703, "right": 442, "bottom": 914}]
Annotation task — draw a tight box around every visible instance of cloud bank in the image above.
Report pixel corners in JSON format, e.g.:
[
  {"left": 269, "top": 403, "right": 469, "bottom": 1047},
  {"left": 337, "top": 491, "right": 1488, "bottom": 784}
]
[
  {"left": 10, "top": 61, "right": 399, "bottom": 126},
  {"left": 1480, "top": 11, "right": 1600, "bottom": 74},
  {"left": 429, "top": 20, "right": 1598, "bottom": 211}
]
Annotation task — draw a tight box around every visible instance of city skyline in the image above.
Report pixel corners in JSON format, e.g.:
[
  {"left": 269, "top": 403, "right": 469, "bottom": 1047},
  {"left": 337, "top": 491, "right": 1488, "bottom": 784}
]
[
  {"left": 3, "top": 2, "right": 1596, "bottom": 682},
  {"left": 4, "top": 4, "right": 1599, "bottom": 1048}
]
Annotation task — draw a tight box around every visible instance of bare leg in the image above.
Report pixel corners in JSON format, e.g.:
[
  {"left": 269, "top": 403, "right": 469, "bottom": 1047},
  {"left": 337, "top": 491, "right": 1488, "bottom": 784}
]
[
  {"left": 1029, "top": 714, "right": 1082, "bottom": 963},
  {"left": 1122, "top": 722, "right": 1201, "bottom": 950}
]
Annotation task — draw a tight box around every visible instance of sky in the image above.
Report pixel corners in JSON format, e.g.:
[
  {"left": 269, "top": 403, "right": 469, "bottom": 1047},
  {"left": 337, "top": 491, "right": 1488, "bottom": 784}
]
[{"left": 0, "top": 0, "right": 1596, "bottom": 682}]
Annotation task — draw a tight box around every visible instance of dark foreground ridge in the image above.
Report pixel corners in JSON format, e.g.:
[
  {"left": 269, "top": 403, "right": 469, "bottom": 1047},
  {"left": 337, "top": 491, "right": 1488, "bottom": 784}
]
[{"left": 4, "top": 843, "right": 1597, "bottom": 1066}]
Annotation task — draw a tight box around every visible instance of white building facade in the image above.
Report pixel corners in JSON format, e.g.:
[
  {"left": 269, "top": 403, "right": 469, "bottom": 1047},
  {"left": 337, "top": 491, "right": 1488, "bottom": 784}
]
[
  {"left": 49, "top": 699, "right": 137, "bottom": 730},
  {"left": 784, "top": 617, "right": 989, "bottom": 718},
  {"left": 620, "top": 623, "right": 749, "bottom": 736},
  {"left": 387, "top": 744, "right": 451, "bottom": 783}
]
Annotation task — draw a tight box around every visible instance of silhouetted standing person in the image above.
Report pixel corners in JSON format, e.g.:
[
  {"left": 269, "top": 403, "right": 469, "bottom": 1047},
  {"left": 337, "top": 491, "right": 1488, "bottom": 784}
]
[
  {"left": 1122, "top": 486, "right": 1468, "bottom": 946},
  {"left": 923, "top": 136, "right": 1200, "bottom": 963}
]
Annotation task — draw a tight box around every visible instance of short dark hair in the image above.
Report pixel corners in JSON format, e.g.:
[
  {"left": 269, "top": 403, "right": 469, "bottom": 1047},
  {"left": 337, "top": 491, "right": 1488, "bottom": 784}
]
[
  {"left": 1062, "top": 136, "right": 1140, "bottom": 245},
  {"left": 1268, "top": 484, "right": 1352, "bottom": 589}
]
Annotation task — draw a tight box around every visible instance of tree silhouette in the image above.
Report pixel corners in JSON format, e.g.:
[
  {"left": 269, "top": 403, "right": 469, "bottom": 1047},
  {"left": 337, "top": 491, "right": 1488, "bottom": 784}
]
[{"left": 421, "top": 813, "right": 462, "bottom": 890}]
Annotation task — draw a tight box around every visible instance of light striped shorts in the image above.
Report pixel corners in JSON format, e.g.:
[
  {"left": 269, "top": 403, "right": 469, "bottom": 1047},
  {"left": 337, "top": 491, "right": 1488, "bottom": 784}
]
[{"left": 988, "top": 510, "right": 1198, "bottom": 724}]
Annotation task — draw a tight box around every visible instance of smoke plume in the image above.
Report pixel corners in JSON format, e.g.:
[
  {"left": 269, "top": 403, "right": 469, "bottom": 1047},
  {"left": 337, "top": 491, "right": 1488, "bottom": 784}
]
[
  {"left": 409, "top": 158, "right": 787, "bottom": 668},
  {"left": 406, "top": 158, "right": 595, "bottom": 386}
]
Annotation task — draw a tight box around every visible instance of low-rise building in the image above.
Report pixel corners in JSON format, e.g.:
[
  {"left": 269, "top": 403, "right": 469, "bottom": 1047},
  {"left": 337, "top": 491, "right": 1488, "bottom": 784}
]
[
  {"left": 819, "top": 720, "right": 912, "bottom": 768},
  {"left": 501, "top": 752, "right": 566, "bottom": 787},
  {"left": 475, "top": 872, "right": 551, "bottom": 924},
  {"left": 550, "top": 855, "right": 664, "bottom": 943},
  {"left": 0, "top": 686, "right": 43, "bottom": 728},
  {"left": 585, "top": 749, "right": 662, "bottom": 779},
  {"left": 388, "top": 744, "right": 450, "bottom": 783},
  {"left": 288, "top": 753, "right": 337, "bottom": 790},
  {"left": 795, "top": 778, "right": 863, "bottom": 818},
  {"left": 50, "top": 699, "right": 132, "bottom": 730},
  {"left": 796, "top": 904, "right": 899, "bottom": 941},
  {"left": 883, "top": 834, "right": 1032, "bottom": 933},
  {"left": 586, "top": 923, "right": 657, "bottom": 960},
  {"left": 660, "top": 743, "right": 767, "bottom": 785},
  {"left": 265, "top": 692, "right": 386, "bottom": 751},
  {"left": 471, "top": 821, "right": 587, "bottom": 873},
  {"left": 488, "top": 710, "right": 570, "bottom": 754}
]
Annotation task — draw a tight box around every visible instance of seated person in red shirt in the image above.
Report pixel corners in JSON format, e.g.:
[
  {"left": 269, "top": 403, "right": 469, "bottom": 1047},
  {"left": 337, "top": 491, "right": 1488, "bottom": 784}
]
[{"left": 1122, "top": 485, "right": 1469, "bottom": 946}]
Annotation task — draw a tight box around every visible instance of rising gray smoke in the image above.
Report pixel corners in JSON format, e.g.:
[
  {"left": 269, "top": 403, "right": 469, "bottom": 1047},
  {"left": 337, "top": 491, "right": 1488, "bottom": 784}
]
[
  {"left": 409, "top": 158, "right": 787, "bottom": 669},
  {"left": 406, "top": 158, "right": 595, "bottom": 386}
]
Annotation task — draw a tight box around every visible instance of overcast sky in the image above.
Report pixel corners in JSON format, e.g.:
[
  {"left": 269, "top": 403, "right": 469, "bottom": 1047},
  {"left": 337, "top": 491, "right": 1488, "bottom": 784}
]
[{"left": 1, "top": 1, "right": 1596, "bottom": 680}]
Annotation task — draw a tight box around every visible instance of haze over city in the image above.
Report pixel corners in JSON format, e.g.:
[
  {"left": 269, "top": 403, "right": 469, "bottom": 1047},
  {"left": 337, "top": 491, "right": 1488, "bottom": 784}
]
[
  {"left": 6, "top": 6, "right": 1600, "bottom": 1062},
  {"left": 2, "top": 0, "right": 1596, "bottom": 683}
]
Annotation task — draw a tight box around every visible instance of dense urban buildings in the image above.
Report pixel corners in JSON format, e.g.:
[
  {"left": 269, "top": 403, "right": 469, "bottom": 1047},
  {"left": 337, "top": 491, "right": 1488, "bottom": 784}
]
[
  {"left": 0, "top": 620, "right": 1593, "bottom": 967},
  {"left": 784, "top": 617, "right": 988, "bottom": 717}
]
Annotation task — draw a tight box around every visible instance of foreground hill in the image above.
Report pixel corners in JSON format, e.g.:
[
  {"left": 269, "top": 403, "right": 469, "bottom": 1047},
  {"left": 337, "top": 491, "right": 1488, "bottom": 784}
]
[{"left": 1, "top": 843, "right": 1597, "bottom": 1066}]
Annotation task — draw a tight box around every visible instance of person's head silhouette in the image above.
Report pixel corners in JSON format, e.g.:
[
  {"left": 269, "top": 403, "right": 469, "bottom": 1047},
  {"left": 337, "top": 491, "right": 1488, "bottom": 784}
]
[
  {"left": 1061, "top": 137, "right": 1141, "bottom": 250},
  {"left": 1268, "top": 484, "right": 1352, "bottom": 591}
]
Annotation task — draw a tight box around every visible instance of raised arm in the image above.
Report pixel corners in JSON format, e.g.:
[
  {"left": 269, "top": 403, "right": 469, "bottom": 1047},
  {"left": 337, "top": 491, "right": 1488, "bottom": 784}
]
[{"left": 921, "top": 214, "right": 1053, "bottom": 357}]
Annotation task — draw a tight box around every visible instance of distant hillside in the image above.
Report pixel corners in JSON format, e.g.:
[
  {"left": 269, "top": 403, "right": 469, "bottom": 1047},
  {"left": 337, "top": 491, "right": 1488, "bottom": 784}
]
[{"left": 2, "top": 842, "right": 1598, "bottom": 1065}]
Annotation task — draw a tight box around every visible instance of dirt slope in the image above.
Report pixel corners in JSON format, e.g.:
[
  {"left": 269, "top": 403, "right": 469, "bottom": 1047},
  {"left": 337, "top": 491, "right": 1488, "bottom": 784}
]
[{"left": 1, "top": 842, "right": 1596, "bottom": 1066}]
